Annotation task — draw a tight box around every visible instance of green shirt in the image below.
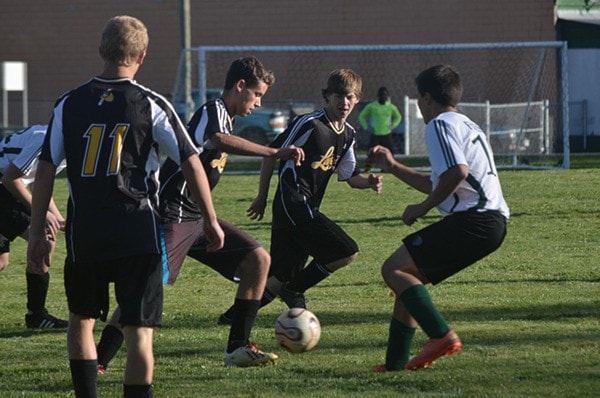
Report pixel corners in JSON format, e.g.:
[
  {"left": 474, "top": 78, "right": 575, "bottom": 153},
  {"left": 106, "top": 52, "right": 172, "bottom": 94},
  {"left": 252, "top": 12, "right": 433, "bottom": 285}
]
[{"left": 358, "top": 100, "right": 402, "bottom": 136}]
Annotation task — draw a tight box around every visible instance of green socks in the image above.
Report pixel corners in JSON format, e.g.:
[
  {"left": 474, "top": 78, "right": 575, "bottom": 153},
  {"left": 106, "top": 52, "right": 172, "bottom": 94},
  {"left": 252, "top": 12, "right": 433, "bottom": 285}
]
[
  {"left": 385, "top": 317, "right": 416, "bottom": 370},
  {"left": 398, "top": 284, "right": 450, "bottom": 339}
]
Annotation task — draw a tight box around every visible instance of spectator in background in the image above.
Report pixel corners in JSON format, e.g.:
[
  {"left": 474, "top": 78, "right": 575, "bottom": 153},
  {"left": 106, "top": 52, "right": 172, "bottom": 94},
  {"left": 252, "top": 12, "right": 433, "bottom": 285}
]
[{"left": 358, "top": 86, "right": 402, "bottom": 154}]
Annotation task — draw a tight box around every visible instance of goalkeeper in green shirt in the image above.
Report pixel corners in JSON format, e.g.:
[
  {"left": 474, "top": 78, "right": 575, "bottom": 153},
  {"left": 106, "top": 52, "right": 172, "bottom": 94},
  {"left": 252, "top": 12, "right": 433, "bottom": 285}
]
[{"left": 358, "top": 86, "right": 402, "bottom": 154}]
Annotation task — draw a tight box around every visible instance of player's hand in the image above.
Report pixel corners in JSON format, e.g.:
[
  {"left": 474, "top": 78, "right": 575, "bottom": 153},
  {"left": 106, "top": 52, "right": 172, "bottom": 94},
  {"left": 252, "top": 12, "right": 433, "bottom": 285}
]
[
  {"left": 401, "top": 203, "right": 428, "bottom": 226},
  {"left": 203, "top": 219, "right": 225, "bottom": 252},
  {"left": 367, "top": 145, "right": 396, "bottom": 172},
  {"left": 276, "top": 146, "right": 305, "bottom": 166},
  {"left": 44, "top": 211, "right": 62, "bottom": 241},
  {"left": 368, "top": 173, "right": 383, "bottom": 194},
  {"left": 27, "top": 234, "right": 51, "bottom": 275},
  {"left": 247, "top": 196, "right": 267, "bottom": 221}
]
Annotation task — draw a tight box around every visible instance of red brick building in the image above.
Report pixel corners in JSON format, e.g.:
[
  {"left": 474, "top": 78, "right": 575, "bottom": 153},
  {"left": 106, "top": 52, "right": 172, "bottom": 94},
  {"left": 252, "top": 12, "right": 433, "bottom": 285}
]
[{"left": 0, "top": 0, "right": 557, "bottom": 127}]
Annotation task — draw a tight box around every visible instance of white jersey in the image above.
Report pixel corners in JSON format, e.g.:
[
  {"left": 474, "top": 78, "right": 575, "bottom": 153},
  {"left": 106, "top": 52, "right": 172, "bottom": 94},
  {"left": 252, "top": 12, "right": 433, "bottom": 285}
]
[
  {"left": 0, "top": 125, "right": 65, "bottom": 187},
  {"left": 426, "top": 112, "right": 509, "bottom": 219}
]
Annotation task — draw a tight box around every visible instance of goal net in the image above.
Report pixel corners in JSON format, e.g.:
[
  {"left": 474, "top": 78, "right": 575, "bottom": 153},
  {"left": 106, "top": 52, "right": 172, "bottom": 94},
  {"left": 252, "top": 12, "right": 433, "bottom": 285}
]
[{"left": 173, "top": 42, "right": 570, "bottom": 169}]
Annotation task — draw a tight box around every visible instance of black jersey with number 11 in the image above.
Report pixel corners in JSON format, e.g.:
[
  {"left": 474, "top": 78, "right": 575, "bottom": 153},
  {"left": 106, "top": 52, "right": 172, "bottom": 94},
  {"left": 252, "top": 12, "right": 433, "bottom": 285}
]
[{"left": 40, "top": 77, "right": 198, "bottom": 263}]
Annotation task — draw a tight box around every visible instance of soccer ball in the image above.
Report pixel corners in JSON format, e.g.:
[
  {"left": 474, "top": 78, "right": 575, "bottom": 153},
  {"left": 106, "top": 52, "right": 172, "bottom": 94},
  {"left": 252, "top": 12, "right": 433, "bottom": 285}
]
[{"left": 275, "top": 308, "right": 321, "bottom": 354}]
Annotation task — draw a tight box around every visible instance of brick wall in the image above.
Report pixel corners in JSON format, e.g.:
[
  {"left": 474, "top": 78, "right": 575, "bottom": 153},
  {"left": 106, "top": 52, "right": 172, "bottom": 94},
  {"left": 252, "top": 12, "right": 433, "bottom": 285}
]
[{"left": 0, "top": 0, "right": 556, "bottom": 126}]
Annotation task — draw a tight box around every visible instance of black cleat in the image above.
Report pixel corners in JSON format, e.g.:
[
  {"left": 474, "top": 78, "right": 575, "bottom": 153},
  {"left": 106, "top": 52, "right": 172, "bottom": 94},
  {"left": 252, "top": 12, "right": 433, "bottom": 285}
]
[
  {"left": 217, "top": 312, "right": 233, "bottom": 326},
  {"left": 26, "top": 312, "right": 68, "bottom": 329},
  {"left": 278, "top": 284, "right": 307, "bottom": 309}
]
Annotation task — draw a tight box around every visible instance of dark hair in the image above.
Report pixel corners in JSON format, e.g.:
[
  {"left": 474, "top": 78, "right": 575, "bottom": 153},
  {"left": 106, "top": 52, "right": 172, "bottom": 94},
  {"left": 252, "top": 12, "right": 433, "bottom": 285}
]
[
  {"left": 377, "top": 86, "right": 389, "bottom": 104},
  {"left": 224, "top": 56, "right": 275, "bottom": 90},
  {"left": 415, "top": 65, "right": 463, "bottom": 106}
]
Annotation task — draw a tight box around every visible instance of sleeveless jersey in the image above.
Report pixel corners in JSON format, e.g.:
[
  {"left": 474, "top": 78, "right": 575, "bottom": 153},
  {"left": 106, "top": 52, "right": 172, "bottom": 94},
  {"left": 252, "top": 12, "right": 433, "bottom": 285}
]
[
  {"left": 40, "top": 77, "right": 198, "bottom": 262},
  {"left": 270, "top": 109, "right": 361, "bottom": 228},
  {"left": 159, "top": 98, "right": 232, "bottom": 223},
  {"left": 426, "top": 111, "right": 509, "bottom": 219}
]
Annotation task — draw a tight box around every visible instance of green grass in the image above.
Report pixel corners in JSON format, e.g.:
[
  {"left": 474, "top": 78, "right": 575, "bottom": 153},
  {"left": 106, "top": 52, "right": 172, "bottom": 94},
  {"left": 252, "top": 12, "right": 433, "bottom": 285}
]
[{"left": 1, "top": 158, "right": 599, "bottom": 397}]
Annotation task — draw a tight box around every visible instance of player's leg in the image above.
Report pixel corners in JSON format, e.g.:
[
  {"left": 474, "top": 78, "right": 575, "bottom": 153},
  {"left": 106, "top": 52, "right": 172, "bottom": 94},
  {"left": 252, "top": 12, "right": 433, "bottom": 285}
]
[
  {"left": 64, "top": 257, "right": 107, "bottom": 397},
  {"left": 96, "top": 307, "right": 123, "bottom": 374},
  {"left": 0, "top": 191, "right": 67, "bottom": 328},
  {"left": 96, "top": 221, "right": 196, "bottom": 374},
  {"left": 218, "top": 226, "right": 307, "bottom": 323},
  {"left": 373, "top": 244, "right": 425, "bottom": 371},
  {"left": 67, "top": 314, "right": 98, "bottom": 397},
  {"left": 376, "top": 212, "right": 505, "bottom": 372},
  {"left": 384, "top": 247, "right": 460, "bottom": 371},
  {"left": 122, "top": 325, "right": 154, "bottom": 385},
  {"left": 399, "top": 211, "right": 505, "bottom": 370},
  {"left": 223, "top": 246, "right": 278, "bottom": 367},
  {"left": 280, "top": 212, "right": 359, "bottom": 308},
  {"left": 0, "top": 234, "right": 10, "bottom": 272},
  {"left": 380, "top": 133, "right": 395, "bottom": 155},
  {"left": 114, "top": 254, "right": 163, "bottom": 394},
  {"left": 187, "top": 220, "right": 278, "bottom": 366},
  {"left": 23, "top": 228, "right": 67, "bottom": 328}
]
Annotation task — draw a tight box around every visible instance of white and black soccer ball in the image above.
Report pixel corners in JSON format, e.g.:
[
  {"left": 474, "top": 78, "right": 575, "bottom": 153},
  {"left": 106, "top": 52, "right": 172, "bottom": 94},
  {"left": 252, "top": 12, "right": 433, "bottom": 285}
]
[{"left": 275, "top": 308, "right": 321, "bottom": 354}]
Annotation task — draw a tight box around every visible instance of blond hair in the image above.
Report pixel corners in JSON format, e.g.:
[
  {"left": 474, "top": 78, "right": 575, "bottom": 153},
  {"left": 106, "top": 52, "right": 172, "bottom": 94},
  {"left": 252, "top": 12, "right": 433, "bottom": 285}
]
[
  {"left": 322, "top": 69, "right": 363, "bottom": 101},
  {"left": 99, "top": 16, "right": 148, "bottom": 67}
]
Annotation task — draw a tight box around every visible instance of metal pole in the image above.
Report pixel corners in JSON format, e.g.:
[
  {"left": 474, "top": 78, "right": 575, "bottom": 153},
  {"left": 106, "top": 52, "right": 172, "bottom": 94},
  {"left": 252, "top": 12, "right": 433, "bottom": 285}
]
[
  {"left": 403, "top": 95, "right": 410, "bottom": 155},
  {"left": 181, "top": 0, "right": 193, "bottom": 121},
  {"left": 560, "top": 41, "right": 570, "bottom": 169},
  {"left": 22, "top": 62, "right": 28, "bottom": 127}
]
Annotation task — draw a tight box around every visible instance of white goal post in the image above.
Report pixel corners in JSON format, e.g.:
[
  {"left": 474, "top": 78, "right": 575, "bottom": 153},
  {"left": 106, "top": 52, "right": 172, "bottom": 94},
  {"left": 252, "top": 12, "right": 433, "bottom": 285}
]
[{"left": 173, "top": 41, "right": 570, "bottom": 169}]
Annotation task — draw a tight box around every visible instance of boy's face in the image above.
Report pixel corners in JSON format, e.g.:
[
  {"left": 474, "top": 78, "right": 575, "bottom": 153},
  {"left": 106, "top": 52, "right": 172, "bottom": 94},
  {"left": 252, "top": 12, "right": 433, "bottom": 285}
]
[
  {"left": 417, "top": 91, "right": 433, "bottom": 124},
  {"left": 324, "top": 91, "right": 359, "bottom": 122},
  {"left": 234, "top": 80, "right": 269, "bottom": 117}
]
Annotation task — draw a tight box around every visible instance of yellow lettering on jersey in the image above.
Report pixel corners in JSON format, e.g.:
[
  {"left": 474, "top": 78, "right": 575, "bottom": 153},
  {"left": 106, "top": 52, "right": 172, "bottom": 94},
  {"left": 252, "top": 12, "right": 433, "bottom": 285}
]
[
  {"left": 210, "top": 152, "right": 228, "bottom": 174},
  {"left": 311, "top": 146, "right": 336, "bottom": 171},
  {"left": 108, "top": 125, "right": 129, "bottom": 175},
  {"left": 82, "top": 124, "right": 130, "bottom": 177},
  {"left": 83, "top": 125, "right": 104, "bottom": 176}
]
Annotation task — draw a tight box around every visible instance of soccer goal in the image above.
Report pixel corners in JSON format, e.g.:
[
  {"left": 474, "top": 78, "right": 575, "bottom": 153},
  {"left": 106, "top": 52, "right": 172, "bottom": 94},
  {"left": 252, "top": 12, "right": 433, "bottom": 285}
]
[{"left": 173, "top": 42, "right": 570, "bottom": 169}]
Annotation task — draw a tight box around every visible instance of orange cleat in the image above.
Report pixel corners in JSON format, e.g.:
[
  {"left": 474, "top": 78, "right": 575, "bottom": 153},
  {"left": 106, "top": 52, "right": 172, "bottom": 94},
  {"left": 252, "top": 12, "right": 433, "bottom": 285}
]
[{"left": 405, "top": 330, "right": 462, "bottom": 370}]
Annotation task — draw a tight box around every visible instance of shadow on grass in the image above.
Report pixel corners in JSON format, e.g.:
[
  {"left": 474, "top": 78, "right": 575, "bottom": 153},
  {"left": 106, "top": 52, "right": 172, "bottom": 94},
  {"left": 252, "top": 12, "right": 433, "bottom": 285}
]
[
  {"left": 157, "top": 299, "right": 598, "bottom": 333},
  {"left": 0, "top": 328, "right": 68, "bottom": 339}
]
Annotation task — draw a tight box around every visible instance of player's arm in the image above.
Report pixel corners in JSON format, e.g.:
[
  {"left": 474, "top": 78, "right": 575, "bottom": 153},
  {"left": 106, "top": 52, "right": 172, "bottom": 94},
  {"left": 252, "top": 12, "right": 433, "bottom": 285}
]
[
  {"left": 1, "top": 163, "right": 32, "bottom": 209},
  {"left": 390, "top": 104, "right": 402, "bottom": 129},
  {"left": 346, "top": 173, "right": 382, "bottom": 194},
  {"left": 180, "top": 155, "right": 225, "bottom": 252},
  {"left": 368, "top": 145, "right": 431, "bottom": 194},
  {"left": 401, "top": 164, "right": 468, "bottom": 226},
  {"left": 211, "top": 132, "right": 304, "bottom": 162},
  {"left": 27, "top": 160, "right": 57, "bottom": 275},
  {"left": 2, "top": 164, "right": 64, "bottom": 234},
  {"left": 247, "top": 156, "right": 277, "bottom": 221}
]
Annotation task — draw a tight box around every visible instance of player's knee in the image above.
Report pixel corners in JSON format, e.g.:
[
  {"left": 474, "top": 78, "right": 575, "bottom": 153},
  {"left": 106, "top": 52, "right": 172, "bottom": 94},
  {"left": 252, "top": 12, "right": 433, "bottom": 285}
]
[
  {"left": 380, "top": 259, "right": 394, "bottom": 282},
  {"left": 0, "top": 253, "right": 9, "bottom": 272},
  {"left": 327, "top": 252, "right": 358, "bottom": 272},
  {"left": 239, "top": 247, "right": 270, "bottom": 277},
  {"left": 343, "top": 252, "right": 358, "bottom": 267}
]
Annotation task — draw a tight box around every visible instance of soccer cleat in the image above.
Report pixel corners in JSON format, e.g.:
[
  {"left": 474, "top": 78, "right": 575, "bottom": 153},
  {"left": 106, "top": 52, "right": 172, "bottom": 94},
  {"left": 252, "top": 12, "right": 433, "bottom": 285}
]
[
  {"left": 217, "top": 310, "right": 234, "bottom": 326},
  {"left": 278, "top": 284, "right": 307, "bottom": 309},
  {"left": 25, "top": 312, "right": 68, "bottom": 329},
  {"left": 404, "top": 330, "right": 462, "bottom": 370},
  {"left": 97, "top": 365, "right": 107, "bottom": 375},
  {"left": 371, "top": 364, "right": 390, "bottom": 373},
  {"left": 224, "top": 342, "right": 278, "bottom": 367}
]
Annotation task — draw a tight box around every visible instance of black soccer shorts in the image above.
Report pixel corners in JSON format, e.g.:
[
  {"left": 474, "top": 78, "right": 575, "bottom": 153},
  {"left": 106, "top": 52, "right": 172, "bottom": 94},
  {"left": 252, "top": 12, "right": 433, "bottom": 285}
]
[
  {"left": 403, "top": 209, "right": 507, "bottom": 285},
  {"left": 269, "top": 211, "right": 359, "bottom": 282}
]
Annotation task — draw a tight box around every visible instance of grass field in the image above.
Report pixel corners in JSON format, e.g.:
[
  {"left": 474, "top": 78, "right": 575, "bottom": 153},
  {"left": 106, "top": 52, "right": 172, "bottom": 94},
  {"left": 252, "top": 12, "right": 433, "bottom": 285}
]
[{"left": 1, "top": 158, "right": 599, "bottom": 397}]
